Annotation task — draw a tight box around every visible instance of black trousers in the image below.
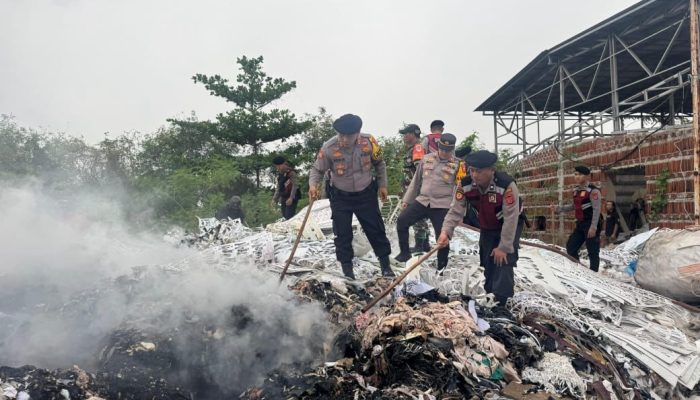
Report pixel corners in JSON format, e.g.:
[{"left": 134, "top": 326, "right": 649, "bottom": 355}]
[
  {"left": 566, "top": 220, "right": 601, "bottom": 272},
  {"left": 330, "top": 187, "right": 392, "bottom": 264},
  {"left": 396, "top": 202, "right": 449, "bottom": 267},
  {"left": 280, "top": 197, "right": 299, "bottom": 220},
  {"left": 479, "top": 221, "right": 524, "bottom": 306}
]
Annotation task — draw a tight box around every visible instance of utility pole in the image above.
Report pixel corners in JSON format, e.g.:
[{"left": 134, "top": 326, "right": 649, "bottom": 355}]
[{"left": 691, "top": 0, "right": 700, "bottom": 225}]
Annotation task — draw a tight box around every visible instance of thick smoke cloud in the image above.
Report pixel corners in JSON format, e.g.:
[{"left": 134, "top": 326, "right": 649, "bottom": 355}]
[{"left": 0, "top": 181, "right": 331, "bottom": 394}]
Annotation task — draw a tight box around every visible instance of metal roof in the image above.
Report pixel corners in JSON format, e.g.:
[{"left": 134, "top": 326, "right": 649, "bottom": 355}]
[{"left": 476, "top": 0, "right": 691, "bottom": 114}]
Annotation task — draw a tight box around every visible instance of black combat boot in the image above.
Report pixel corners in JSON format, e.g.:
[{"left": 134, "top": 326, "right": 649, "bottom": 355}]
[
  {"left": 379, "top": 256, "right": 395, "bottom": 277},
  {"left": 394, "top": 251, "right": 412, "bottom": 262},
  {"left": 395, "top": 240, "right": 412, "bottom": 262},
  {"left": 341, "top": 262, "right": 355, "bottom": 280}
]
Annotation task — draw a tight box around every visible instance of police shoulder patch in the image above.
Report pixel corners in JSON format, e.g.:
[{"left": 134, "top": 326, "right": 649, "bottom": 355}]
[
  {"left": 505, "top": 188, "right": 515, "bottom": 206},
  {"left": 368, "top": 134, "right": 383, "bottom": 160},
  {"left": 591, "top": 190, "right": 599, "bottom": 201},
  {"left": 455, "top": 186, "right": 464, "bottom": 201}
]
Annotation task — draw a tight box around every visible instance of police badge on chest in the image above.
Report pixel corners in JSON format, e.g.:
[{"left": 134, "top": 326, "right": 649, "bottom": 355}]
[{"left": 488, "top": 193, "right": 497, "bottom": 203}]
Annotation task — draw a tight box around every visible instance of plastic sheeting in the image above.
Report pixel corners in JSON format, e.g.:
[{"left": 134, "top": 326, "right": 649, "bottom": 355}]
[{"left": 635, "top": 229, "right": 700, "bottom": 303}]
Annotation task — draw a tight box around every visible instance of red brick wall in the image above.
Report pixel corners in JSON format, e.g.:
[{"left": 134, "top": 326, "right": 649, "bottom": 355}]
[{"left": 512, "top": 126, "right": 695, "bottom": 244}]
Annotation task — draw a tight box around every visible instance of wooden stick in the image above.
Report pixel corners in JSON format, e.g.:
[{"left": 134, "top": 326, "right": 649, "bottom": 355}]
[
  {"left": 362, "top": 247, "right": 440, "bottom": 313},
  {"left": 279, "top": 197, "right": 316, "bottom": 283}
]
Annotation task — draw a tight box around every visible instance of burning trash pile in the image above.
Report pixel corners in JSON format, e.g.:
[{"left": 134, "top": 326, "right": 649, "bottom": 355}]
[{"left": 1, "top": 193, "right": 699, "bottom": 399}]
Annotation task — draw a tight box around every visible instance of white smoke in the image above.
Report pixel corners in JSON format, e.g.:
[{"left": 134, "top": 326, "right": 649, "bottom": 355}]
[{"left": 0, "top": 180, "right": 332, "bottom": 394}]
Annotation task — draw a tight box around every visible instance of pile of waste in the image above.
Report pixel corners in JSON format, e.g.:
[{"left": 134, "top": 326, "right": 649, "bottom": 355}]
[{"left": 2, "top": 198, "right": 699, "bottom": 399}]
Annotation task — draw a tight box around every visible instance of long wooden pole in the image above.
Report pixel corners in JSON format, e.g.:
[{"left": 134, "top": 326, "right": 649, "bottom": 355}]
[
  {"left": 362, "top": 247, "right": 439, "bottom": 313},
  {"left": 691, "top": 0, "right": 700, "bottom": 226},
  {"left": 278, "top": 197, "right": 316, "bottom": 283}
]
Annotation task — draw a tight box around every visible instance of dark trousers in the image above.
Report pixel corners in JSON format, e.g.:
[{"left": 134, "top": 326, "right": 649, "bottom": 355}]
[
  {"left": 479, "top": 221, "right": 524, "bottom": 306},
  {"left": 396, "top": 202, "right": 449, "bottom": 267},
  {"left": 280, "top": 197, "right": 299, "bottom": 220},
  {"left": 566, "top": 220, "right": 601, "bottom": 272},
  {"left": 330, "top": 187, "right": 392, "bottom": 264}
]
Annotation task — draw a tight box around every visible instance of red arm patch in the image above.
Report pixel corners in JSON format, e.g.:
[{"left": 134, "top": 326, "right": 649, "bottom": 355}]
[
  {"left": 412, "top": 144, "right": 425, "bottom": 161},
  {"left": 504, "top": 188, "right": 515, "bottom": 206},
  {"left": 591, "top": 191, "right": 599, "bottom": 201}
]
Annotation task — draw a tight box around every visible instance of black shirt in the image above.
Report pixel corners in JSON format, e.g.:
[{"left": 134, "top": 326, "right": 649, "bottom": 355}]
[{"left": 604, "top": 213, "right": 619, "bottom": 237}]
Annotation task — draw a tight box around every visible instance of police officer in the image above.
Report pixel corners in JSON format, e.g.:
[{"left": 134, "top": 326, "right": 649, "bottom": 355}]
[
  {"left": 398, "top": 123, "right": 430, "bottom": 253},
  {"left": 216, "top": 195, "right": 244, "bottom": 221},
  {"left": 308, "top": 114, "right": 394, "bottom": 279},
  {"left": 422, "top": 120, "right": 445, "bottom": 153},
  {"left": 552, "top": 165, "right": 602, "bottom": 272},
  {"left": 396, "top": 133, "right": 465, "bottom": 270},
  {"left": 271, "top": 156, "right": 301, "bottom": 220},
  {"left": 437, "top": 150, "right": 524, "bottom": 306}
]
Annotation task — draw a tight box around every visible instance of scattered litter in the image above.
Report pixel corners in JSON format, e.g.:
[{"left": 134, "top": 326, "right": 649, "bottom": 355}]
[{"left": 3, "top": 201, "right": 699, "bottom": 399}]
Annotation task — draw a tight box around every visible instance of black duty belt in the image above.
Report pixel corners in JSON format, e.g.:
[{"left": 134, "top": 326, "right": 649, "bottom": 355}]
[{"left": 332, "top": 184, "right": 374, "bottom": 197}]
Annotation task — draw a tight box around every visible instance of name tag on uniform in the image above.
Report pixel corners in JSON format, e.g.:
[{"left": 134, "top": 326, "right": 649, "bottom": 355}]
[{"left": 488, "top": 193, "right": 497, "bottom": 203}]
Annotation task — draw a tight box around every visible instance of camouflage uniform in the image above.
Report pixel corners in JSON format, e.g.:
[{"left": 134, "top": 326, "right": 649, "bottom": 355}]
[{"left": 402, "top": 144, "right": 431, "bottom": 251}]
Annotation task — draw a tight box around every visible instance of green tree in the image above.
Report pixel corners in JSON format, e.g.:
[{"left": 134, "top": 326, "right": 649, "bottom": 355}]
[
  {"left": 175, "top": 56, "right": 311, "bottom": 188},
  {"left": 378, "top": 136, "right": 404, "bottom": 196},
  {"left": 139, "top": 113, "right": 238, "bottom": 177},
  {"left": 134, "top": 157, "right": 246, "bottom": 229},
  {"left": 456, "top": 131, "right": 483, "bottom": 153},
  {"left": 283, "top": 107, "right": 336, "bottom": 169}
]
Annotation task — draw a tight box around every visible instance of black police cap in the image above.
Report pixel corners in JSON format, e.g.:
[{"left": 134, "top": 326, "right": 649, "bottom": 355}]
[
  {"left": 465, "top": 150, "right": 498, "bottom": 168},
  {"left": 574, "top": 165, "right": 591, "bottom": 175},
  {"left": 333, "top": 114, "right": 363, "bottom": 135},
  {"left": 437, "top": 133, "right": 456, "bottom": 151},
  {"left": 430, "top": 120, "right": 445, "bottom": 129},
  {"left": 399, "top": 123, "right": 421, "bottom": 136},
  {"left": 272, "top": 156, "right": 286, "bottom": 165}
]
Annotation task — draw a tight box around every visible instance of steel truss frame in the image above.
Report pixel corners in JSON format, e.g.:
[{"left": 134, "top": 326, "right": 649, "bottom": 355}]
[{"left": 485, "top": 9, "right": 693, "bottom": 160}]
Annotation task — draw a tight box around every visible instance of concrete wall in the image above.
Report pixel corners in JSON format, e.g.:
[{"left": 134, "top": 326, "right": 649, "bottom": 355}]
[{"left": 513, "top": 125, "right": 695, "bottom": 245}]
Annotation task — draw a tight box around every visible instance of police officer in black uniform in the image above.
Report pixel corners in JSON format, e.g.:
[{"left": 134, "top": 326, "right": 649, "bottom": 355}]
[
  {"left": 308, "top": 114, "right": 394, "bottom": 279},
  {"left": 216, "top": 195, "right": 244, "bottom": 221},
  {"left": 271, "top": 156, "right": 301, "bottom": 220},
  {"left": 552, "top": 165, "right": 602, "bottom": 272},
  {"left": 438, "top": 150, "right": 524, "bottom": 306}
]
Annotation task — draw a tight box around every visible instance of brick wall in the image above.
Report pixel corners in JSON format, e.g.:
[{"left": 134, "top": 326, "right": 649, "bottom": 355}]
[{"left": 513, "top": 126, "right": 696, "bottom": 244}]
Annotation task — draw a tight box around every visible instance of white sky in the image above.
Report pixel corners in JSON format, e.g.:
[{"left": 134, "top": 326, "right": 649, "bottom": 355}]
[{"left": 1, "top": 0, "right": 639, "bottom": 148}]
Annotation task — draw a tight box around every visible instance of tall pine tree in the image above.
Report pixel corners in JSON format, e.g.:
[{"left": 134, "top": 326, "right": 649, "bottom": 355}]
[{"left": 174, "top": 56, "right": 310, "bottom": 187}]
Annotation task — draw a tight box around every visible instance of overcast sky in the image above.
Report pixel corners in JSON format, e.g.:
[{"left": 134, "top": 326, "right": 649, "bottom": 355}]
[{"left": 1, "top": 0, "right": 639, "bottom": 148}]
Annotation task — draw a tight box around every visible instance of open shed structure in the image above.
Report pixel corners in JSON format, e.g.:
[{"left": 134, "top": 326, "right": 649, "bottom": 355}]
[
  {"left": 477, "top": 0, "right": 700, "bottom": 242},
  {"left": 478, "top": 0, "right": 692, "bottom": 155}
]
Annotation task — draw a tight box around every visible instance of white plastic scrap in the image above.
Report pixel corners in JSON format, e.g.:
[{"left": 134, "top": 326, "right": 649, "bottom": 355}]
[
  {"left": 521, "top": 352, "right": 587, "bottom": 397},
  {"left": 2, "top": 384, "right": 18, "bottom": 399},
  {"left": 179, "top": 200, "right": 700, "bottom": 391}
]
